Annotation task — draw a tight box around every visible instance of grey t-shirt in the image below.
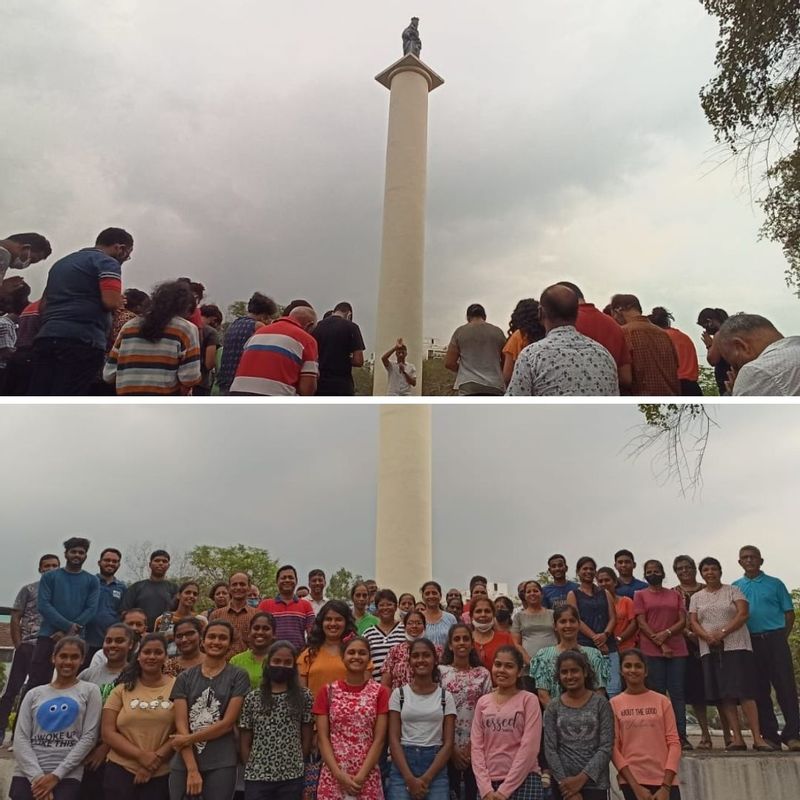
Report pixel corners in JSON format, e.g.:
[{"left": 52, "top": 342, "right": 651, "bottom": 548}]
[
  {"left": 78, "top": 662, "right": 123, "bottom": 702},
  {"left": 13, "top": 681, "right": 102, "bottom": 782},
  {"left": 170, "top": 664, "right": 251, "bottom": 771},
  {"left": 543, "top": 692, "right": 614, "bottom": 788},
  {"left": 450, "top": 321, "right": 506, "bottom": 394},
  {"left": 14, "top": 581, "right": 41, "bottom": 643}
]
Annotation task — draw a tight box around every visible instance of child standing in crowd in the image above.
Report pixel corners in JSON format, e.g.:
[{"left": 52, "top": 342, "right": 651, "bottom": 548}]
[
  {"left": 238, "top": 641, "right": 313, "bottom": 800},
  {"left": 12, "top": 637, "right": 102, "bottom": 800},
  {"left": 543, "top": 650, "right": 613, "bottom": 800},
  {"left": 298, "top": 600, "right": 358, "bottom": 697},
  {"left": 315, "top": 637, "right": 389, "bottom": 800},
  {"left": 154, "top": 581, "right": 204, "bottom": 655},
  {"left": 231, "top": 612, "right": 276, "bottom": 689},
  {"left": 470, "top": 598, "right": 515, "bottom": 677},
  {"left": 164, "top": 618, "right": 205, "bottom": 677},
  {"left": 530, "top": 606, "right": 609, "bottom": 706},
  {"left": 471, "top": 646, "right": 543, "bottom": 800},
  {"left": 352, "top": 582, "right": 380, "bottom": 635},
  {"left": 439, "top": 625, "right": 492, "bottom": 800},
  {"left": 388, "top": 639, "right": 456, "bottom": 800},
  {"left": 420, "top": 582, "right": 458, "bottom": 648},
  {"left": 611, "top": 650, "right": 682, "bottom": 800},
  {"left": 382, "top": 611, "right": 441, "bottom": 691},
  {"left": 169, "top": 621, "right": 251, "bottom": 800},
  {"left": 511, "top": 580, "right": 556, "bottom": 664},
  {"left": 101, "top": 633, "right": 176, "bottom": 800}
]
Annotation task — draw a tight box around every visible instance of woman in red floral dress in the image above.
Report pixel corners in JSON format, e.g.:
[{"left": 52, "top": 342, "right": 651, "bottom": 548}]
[{"left": 314, "top": 637, "right": 389, "bottom": 800}]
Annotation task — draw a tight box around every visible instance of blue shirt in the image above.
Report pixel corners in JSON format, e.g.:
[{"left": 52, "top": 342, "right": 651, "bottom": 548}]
[
  {"left": 732, "top": 572, "right": 793, "bottom": 633},
  {"left": 542, "top": 581, "right": 578, "bottom": 610},
  {"left": 84, "top": 575, "right": 127, "bottom": 647},
  {"left": 37, "top": 248, "right": 122, "bottom": 349},
  {"left": 615, "top": 577, "right": 648, "bottom": 599},
  {"left": 37, "top": 568, "right": 100, "bottom": 637}
]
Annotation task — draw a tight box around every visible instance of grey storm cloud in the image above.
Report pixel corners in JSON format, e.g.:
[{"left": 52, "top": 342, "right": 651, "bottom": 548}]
[{"left": 2, "top": 0, "right": 797, "bottom": 356}]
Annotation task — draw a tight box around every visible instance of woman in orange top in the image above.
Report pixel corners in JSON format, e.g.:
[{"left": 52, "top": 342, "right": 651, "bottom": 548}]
[
  {"left": 502, "top": 299, "right": 546, "bottom": 385},
  {"left": 297, "top": 600, "right": 357, "bottom": 698},
  {"left": 597, "top": 566, "right": 638, "bottom": 656},
  {"left": 649, "top": 307, "right": 701, "bottom": 396},
  {"left": 470, "top": 598, "right": 515, "bottom": 680}
]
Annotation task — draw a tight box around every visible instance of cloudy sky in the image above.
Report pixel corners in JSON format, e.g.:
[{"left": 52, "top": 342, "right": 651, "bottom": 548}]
[
  {"left": 3, "top": 1, "right": 797, "bottom": 354},
  {"left": 2, "top": 404, "right": 797, "bottom": 602}
]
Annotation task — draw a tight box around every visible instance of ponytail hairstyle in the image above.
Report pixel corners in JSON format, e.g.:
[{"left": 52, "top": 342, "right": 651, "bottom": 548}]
[
  {"left": 441, "top": 624, "right": 481, "bottom": 667},
  {"left": 493, "top": 644, "right": 525, "bottom": 688},
  {"left": 408, "top": 637, "right": 441, "bottom": 683},
  {"left": 555, "top": 648, "right": 596, "bottom": 691},
  {"left": 117, "top": 633, "right": 168, "bottom": 691}
]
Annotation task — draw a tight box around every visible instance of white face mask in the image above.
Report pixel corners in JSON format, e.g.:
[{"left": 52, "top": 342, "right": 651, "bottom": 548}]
[{"left": 473, "top": 621, "right": 494, "bottom": 633}]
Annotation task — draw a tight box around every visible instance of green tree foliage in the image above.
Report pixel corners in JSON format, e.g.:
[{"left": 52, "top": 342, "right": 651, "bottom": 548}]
[
  {"left": 184, "top": 545, "right": 279, "bottom": 598},
  {"left": 698, "top": 365, "right": 720, "bottom": 396},
  {"left": 328, "top": 567, "right": 364, "bottom": 600},
  {"left": 700, "top": 1, "right": 800, "bottom": 291}
]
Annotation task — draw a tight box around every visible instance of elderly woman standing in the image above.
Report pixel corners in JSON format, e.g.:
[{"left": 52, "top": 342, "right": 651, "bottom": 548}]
[{"left": 689, "top": 557, "right": 774, "bottom": 751}]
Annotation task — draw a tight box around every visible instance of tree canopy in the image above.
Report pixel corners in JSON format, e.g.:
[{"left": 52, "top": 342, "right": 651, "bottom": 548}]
[
  {"left": 700, "top": 1, "right": 800, "bottom": 291},
  {"left": 184, "top": 544, "right": 279, "bottom": 597},
  {"left": 327, "top": 567, "right": 364, "bottom": 600}
]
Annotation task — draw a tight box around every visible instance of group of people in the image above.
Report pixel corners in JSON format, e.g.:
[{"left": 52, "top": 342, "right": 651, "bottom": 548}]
[
  {"left": 3, "top": 537, "right": 798, "bottom": 800},
  {"left": 2, "top": 229, "right": 799, "bottom": 396}
]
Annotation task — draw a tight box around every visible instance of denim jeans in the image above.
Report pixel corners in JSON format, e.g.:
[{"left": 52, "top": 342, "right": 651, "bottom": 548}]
[
  {"left": 646, "top": 655, "right": 687, "bottom": 739},
  {"left": 606, "top": 651, "right": 621, "bottom": 698},
  {"left": 388, "top": 745, "right": 449, "bottom": 800}
]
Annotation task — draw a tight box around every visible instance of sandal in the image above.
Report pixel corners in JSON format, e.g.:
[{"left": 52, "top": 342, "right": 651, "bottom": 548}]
[
  {"left": 725, "top": 743, "right": 747, "bottom": 751},
  {"left": 697, "top": 736, "right": 713, "bottom": 750}
]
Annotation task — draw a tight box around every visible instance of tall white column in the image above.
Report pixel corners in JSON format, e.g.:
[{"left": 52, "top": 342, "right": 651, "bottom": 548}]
[
  {"left": 373, "top": 55, "right": 444, "bottom": 396},
  {"left": 375, "top": 405, "right": 432, "bottom": 595}
]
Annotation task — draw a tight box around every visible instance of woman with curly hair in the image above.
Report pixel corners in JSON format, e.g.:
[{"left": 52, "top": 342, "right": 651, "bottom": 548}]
[
  {"left": 103, "top": 279, "right": 201, "bottom": 395},
  {"left": 297, "top": 600, "right": 359, "bottom": 697},
  {"left": 502, "top": 298, "right": 546, "bottom": 385}
]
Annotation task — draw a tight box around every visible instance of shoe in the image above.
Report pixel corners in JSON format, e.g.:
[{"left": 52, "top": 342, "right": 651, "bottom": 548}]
[
  {"left": 786, "top": 739, "right": 800, "bottom": 752},
  {"left": 697, "top": 736, "right": 713, "bottom": 750},
  {"left": 725, "top": 743, "right": 747, "bottom": 751},
  {"left": 753, "top": 742, "right": 777, "bottom": 752},
  {"left": 681, "top": 737, "right": 694, "bottom": 751}
]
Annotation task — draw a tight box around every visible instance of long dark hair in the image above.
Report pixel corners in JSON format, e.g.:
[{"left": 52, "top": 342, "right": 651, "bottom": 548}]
[
  {"left": 117, "top": 633, "right": 168, "bottom": 691},
  {"left": 441, "top": 623, "right": 482, "bottom": 667},
  {"left": 260, "top": 640, "right": 304, "bottom": 720},
  {"left": 555, "top": 649, "right": 596, "bottom": 692},
  {"left": 409, "top": 637, "right": 441, "bottom": 683},
  {"left": 305, "top": 600, "right": 356, "bottom": 660},
  {"left": 508, "top": 298, "right": 546, "bottom": 344},
  {"left": 139, "top": 281, "right": 196, "bottom": 341}
]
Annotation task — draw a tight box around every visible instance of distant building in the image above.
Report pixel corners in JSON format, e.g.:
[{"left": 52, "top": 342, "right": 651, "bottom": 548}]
[
  {"left": 424, "top": 338, "right": 447, "bottom": 360},
  {"left": 461, "top": 581, "right": 509, "bottom": 600}
]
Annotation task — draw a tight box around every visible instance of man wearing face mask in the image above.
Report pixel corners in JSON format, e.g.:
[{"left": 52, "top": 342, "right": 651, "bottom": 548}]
[
  {"left": 28, "top": 227, "right": 133, "bottom": 396},
  {"left": 0, "top": 232, "right": 52, "bottom": 291},
  {"left": 312, "top": 300, "right": 366, "bottom": 396}
]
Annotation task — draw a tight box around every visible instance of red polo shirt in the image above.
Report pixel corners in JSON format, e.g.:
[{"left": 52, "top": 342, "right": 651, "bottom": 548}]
[{"left": 576, "top": 303, "right": 631, "bottom": 368}]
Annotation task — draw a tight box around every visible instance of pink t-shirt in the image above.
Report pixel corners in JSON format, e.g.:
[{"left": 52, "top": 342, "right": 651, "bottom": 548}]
[
  {"left": 611, "top": 690, "right": 681, "bottom": 786},
  {"left": 633, "top": 589, "right": 688, "bottom": 658},
  {"left": 470, "top": 691, "right": 541, "bottom": 799}
]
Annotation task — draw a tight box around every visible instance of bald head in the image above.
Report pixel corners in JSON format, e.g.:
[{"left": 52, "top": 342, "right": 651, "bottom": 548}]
[
  {"left": 289, "top": 305, "right": 317, "bottom": 330},
  {"left": 715, "top": 313, "right": 783, "bottom": 369},
  {"left": 540, "top": 284, "right": 579, "bottom": 330}
]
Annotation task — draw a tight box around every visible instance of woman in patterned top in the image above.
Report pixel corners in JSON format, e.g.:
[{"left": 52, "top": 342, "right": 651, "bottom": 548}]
[
  {"left": 314, "top": 637, "right": 389, "bottom": 800},
  {"left": 164, "top": 618, "right": 204, "bottom": 678},
  {"left": 238, "top": 640, "right": 313, "bottom": 800},
  {"left": 381, "top": 611, "right": 442, "bottom": 692},
  {"left": 154, "top": 582, "right": 205, "bottom": 656},
  {"left": 439, "top": 624, "right": 492, "bottom": 800}
]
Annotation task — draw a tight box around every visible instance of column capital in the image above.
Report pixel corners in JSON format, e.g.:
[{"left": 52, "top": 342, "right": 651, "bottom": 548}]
[{"left": 375, "top": 53, "right": 444, "bottom": 92}]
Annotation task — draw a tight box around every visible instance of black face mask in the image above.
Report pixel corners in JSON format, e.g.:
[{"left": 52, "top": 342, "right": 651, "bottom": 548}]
[
  {"left": 495, "top": 609, "right": 512, "bottom": 624},
  {"left": 645, "top": 574, "right": 664, "bottom": 587},
  {"left": 267, "top": 666, "right": 293, "bottom": 684}
]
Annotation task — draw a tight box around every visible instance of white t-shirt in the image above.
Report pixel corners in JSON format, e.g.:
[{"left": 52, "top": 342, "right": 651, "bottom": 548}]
[
  {"left": 386, "top": 361, "right": 417, "bottom": 396},
  {"left": 389, "top": 684, "right": 456, "bottom": 747}
]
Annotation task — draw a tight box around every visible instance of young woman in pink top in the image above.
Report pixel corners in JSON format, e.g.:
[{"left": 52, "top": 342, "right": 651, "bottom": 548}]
[
  {"left": 471, "top": 645, "right": 543, "bottom": 800},
  {"left": 610, "top": 649, "right": 681, "bottom": 800}
]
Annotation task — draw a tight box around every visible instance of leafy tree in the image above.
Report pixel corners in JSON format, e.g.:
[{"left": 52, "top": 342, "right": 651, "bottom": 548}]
[
  {"left": 120, "top": 540, "right": 185, "bottom": 583},
  {"left": 328, "top": 567, "right": 364, "bottom": 600},
  {"left": 535, "top": 570, "right": 553, "bottom": 586},
  {"left": 184, "top": 545, "right": 279, "bottom": 597},
  {"left": 700, "top": 1, "right": 800, "bottom": 291},
  {"left": 698, "top": 365, "right": 720, "bottom": 397}
]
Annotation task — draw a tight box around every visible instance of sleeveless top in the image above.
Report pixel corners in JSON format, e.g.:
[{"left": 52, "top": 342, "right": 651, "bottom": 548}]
[{"left": 574, "top": 587, "right": 616, "bottom": 652}]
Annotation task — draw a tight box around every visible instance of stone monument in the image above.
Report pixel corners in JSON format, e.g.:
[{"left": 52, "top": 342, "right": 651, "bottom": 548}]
[{"left": 373, "top": 19, "right": 444, "bottom": 396}]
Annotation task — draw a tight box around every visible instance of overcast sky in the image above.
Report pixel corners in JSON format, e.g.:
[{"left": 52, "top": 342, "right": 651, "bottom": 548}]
[
  {"left": 2, "top": 1, "right": 797, "bottom": 355},
  {"left": 2, "top": 404, "right": 797, "bottom": 602}
]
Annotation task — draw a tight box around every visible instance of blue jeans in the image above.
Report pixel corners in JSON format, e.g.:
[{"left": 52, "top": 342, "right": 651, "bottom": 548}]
[
  {"left": 646, "top": 655, "right": 687, "bottom": 739},
  {"left": 388, "top": 745, "right": 449, "bottom": 800},
  {"left": 606, "top": 651, "right": 621, "bottom": 698}
]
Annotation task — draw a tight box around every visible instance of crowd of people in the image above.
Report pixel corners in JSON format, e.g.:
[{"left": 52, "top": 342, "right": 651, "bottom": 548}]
[
  {"left": 3, "top": 538, "right": 798, "bottom": 800},
  {"left": 2, "top": 229, "right": 799, "bottom": 396}
]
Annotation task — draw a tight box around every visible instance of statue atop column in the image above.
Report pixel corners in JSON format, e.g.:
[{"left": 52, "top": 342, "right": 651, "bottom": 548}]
[{"left": 402, "top": 17, "right": 422, "bottom": 57}]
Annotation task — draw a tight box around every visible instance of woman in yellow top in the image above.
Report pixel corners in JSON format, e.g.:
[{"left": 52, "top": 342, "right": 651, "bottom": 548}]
[
  {"left": 298, "top": 600, "right": 359, "bottom": 697},
  {"left": 101, "top": 633, "right": 176, "bottom": 799}
]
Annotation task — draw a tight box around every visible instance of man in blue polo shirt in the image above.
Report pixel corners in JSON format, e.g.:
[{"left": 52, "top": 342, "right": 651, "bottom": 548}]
[
  {"left": 614, "top": 549, "right": 648, "bottom": 599},
  {"left": 541, "top": 554, "right": 578, "bottom": 610},
  {"left": 28, "top": 227, "right": 132, "bottom": 395},
  {"left": 733, "top": 545, "right": 800, "bottom": 751}
]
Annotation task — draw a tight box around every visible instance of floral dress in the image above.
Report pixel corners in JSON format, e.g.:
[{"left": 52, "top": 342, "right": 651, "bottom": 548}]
[
  {"left": 314, "top": 681, "right": 389, "bottom": 800},
  {"left": 382, "top": 641, "right": 443, "bottom": 690},
  {"left": 439, "top": 665, "right": 492, "bottom": 748}
]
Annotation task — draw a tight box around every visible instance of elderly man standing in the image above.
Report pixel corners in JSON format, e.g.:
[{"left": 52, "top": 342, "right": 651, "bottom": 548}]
[
  {"left": 733, "top": 546, "right": 800, "bottom": 751},
  {"left": 715, "top": 313, "right": 800, "bottom": 395},
  {"left": 507, "top": 285, "right": 619, "bottom": 396},
  {"left": 209, "top": 572, "right": 257, "bottom": 658}
]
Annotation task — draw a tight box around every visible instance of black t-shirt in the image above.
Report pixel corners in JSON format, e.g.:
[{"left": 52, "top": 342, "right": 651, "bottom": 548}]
[
  {"left": 312, "top": 316, "right": 366, "bottom": 379},
  {"left": 121, "top": 579, "right": 179, "bottom": 630}
]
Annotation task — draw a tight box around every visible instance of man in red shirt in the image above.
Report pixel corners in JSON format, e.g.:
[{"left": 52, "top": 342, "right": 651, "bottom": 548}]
[
  {"left": 558, "top": 281, "right": 632, "bottom": 392},
  {"left": 230, "top": 306, "right": 319, "bottom": 396},
  {"left": 258, "top": 565, "right": 315, "bottom": 651}
]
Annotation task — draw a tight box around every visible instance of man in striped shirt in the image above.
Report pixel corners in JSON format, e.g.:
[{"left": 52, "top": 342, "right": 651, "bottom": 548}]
[
  {"left": 258, "top": 565, "right": 315, "bottom": 651},
  {"left": 362, "top": 589, "right": 406, "bottom": 680},
  {"left": 230, "top": 305, "right": 319, "bottom": 396}
]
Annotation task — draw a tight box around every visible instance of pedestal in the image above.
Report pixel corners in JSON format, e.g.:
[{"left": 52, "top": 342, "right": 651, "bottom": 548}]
[{"left": 373, "top": 54, "right": 444, "bottom": 396}]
